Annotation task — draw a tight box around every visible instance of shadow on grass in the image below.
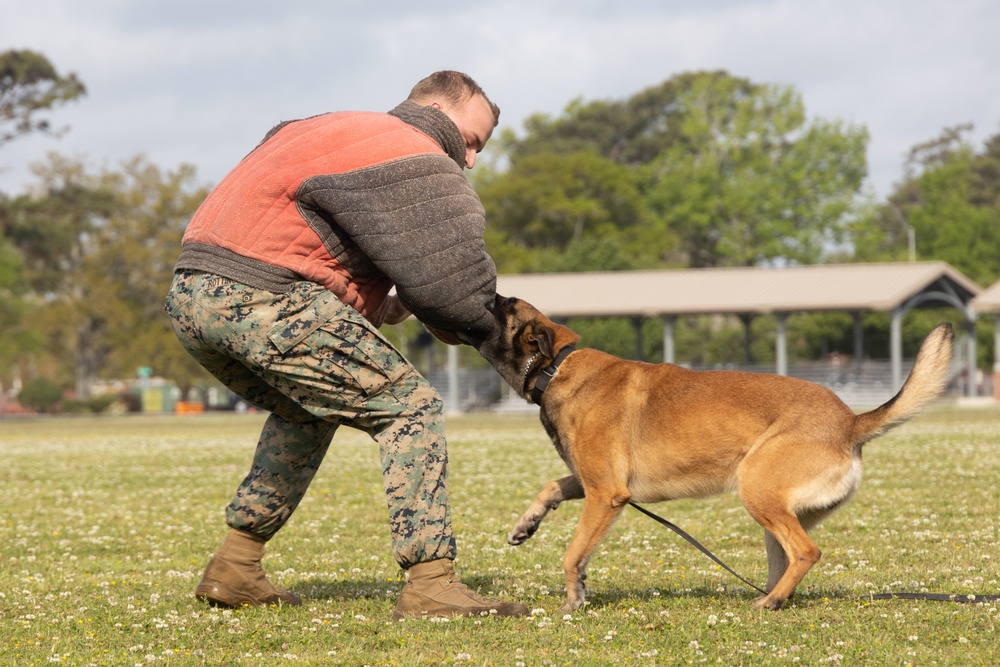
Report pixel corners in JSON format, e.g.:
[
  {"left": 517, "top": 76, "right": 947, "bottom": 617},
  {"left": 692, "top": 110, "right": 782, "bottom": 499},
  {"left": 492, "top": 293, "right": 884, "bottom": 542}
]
[
  {"left": 529, "top": 584, "right": 865, "bottom": 609},
  {"left": 295, "top": 572, "right": 526, "bottom": 603},
  {"left": 590, "top": 584, "right": 898, "bottom": 609},
  {"left": 290, "top": 575, "right": 865, "bottom": 610},
  {"left": 585, "top": 584, "right": 758, "bottom": 607},
  {"left": 293, "top": 577, "right": 401, "bottom": 602}
]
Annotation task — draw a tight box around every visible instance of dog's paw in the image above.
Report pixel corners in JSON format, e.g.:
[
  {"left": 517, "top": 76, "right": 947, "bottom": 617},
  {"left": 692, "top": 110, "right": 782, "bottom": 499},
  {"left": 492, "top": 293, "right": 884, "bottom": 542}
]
[
  {"left": 560, "top": 592, "right": 586, "bottom": 613},
  {"left": 507, "top": 523, "right": 537, "bottom": 546},
  {"left": 751, "top": 595, "right": 785, "bottom": 611},
  {"left": 559, "top": 577, "right": 587, "bottom": 612},
  {"left": 507, "top": 514, "right": 542, "bottom": 546}
]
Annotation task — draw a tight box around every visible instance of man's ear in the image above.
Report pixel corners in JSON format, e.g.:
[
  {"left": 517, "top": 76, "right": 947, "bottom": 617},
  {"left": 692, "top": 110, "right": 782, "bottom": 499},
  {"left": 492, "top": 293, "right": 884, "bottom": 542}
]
[{"left": 528, "top": 322, "right": 556, "bottom": 359}]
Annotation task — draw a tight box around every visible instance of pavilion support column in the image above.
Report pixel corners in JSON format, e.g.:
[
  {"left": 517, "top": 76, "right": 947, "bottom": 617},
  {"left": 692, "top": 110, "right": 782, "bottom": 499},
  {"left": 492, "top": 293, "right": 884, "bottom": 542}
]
[
  {"left": 739, "top": 314, "right": 754, "bottom": 364},
  {"left": 994, "top": 314, "right": 1000, "bottom": 400},
  {"left": 964, "top": 320, "right": 977, "bottom": 397},
  {"left": 775, "top": 313, "right": 788, "bottom": 376},
  {"left": 446, "top": 344, "right": 460, "bottom": 415},
  {"left": 662, "top": 316, "right": 676, "bottom": 364},
  {"left": 890, "top": 308, "right": 903, "bottom": 392},
  {"left": 852, "top": 311, "right": 864, "bottom": 373}
]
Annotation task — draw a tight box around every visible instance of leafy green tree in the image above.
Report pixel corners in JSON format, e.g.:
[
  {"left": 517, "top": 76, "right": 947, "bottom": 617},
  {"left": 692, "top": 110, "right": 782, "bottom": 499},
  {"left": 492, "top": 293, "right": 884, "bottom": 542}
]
[
  {"left": 852, "top": 123, "right": 1000, "bottom": 286},
  {"left": 484, "top": 71, "right": 868, "bottom": 274},
  {"left": 905, "top": 126, "right": 1000, "bottom": 286},
  {"left": 4, "top": 155, "right": 213, "bottom": 397},
  {"left": 477, "top": 149, "right": 656, "bottom": 272},
  {"left": 508, "top": 71, "right": 744, "bottom": 167},
  {"left": 3, "top": 156, "right": 115, "bottom": 394},
  {"left": 91, "top": 157, "right": 215, "bottom": 397},
  {"left": 0, "top": 225, "right": 31, "bottom": 388},
  {"left": 902, "top": 152, "right": 998, "bottom": 285},
  {"left": 0, "top": 49, "right": 86, "bottom": 149},
  {"left": 641, "top": 73, "right": 868, "bottom": 267},
  {"left": 0, "top": 50, "right": 85, "bottom": 400}
]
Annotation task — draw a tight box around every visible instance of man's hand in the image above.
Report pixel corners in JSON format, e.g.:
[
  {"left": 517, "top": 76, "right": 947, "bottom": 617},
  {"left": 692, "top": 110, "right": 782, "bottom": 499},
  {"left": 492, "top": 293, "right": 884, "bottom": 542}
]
[
  {"left": 384, "top": 295, "right": 463, "bottom": 345},
  {"left": 383, "top": 295, "right": 411, "bottom": 325},
  {"left": 425, "top": 326, "right": 463, "bottom": 346}
]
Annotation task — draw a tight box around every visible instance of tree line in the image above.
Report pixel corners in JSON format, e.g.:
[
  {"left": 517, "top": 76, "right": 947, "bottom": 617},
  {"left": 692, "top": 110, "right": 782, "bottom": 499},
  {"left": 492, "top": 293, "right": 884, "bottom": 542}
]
[{"left": 1, "top": 51, "right": 998, "bottom": 410}]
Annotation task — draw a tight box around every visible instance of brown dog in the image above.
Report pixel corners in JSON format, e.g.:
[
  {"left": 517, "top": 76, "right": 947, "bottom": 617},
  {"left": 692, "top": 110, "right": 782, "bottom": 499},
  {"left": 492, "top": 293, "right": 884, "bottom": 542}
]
[{"left": 478, "top": 295, "right": 954, "bottom": 611}]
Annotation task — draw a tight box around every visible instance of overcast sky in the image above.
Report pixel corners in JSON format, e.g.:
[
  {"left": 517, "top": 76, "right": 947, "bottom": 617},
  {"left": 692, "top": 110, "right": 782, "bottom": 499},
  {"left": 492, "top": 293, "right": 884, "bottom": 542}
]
[{"left": 2, "top": 0, "right": 998, "bottom": 200}]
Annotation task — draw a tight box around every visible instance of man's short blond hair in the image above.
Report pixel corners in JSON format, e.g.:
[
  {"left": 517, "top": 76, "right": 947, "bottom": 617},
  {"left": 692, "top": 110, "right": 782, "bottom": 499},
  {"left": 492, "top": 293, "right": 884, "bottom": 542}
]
[{"left": 408, "top": 70, "right": 500, "bottom": 127}]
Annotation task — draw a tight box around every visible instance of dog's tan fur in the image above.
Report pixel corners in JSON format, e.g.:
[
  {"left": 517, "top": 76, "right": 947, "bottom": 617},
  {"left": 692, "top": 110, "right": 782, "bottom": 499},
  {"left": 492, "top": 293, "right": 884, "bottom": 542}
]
[{"left": 478, "top": 295, "right": 954, "bottom": 611}]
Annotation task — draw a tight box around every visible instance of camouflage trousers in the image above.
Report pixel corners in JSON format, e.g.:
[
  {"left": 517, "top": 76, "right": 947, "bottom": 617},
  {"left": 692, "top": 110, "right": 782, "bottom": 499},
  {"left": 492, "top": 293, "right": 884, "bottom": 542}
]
[{"left": 164, "top": 270, "right": 455, "bottom": 568}]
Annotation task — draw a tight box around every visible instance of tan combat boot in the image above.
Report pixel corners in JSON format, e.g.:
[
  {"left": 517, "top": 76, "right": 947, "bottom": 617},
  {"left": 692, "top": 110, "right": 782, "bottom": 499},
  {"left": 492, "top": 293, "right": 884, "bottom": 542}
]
[
  {"left": 392, "top": 559, "right": 529, "bottom": 620},
  {"left": 194, "top": 529, "right": 302, "bottom": 608}
]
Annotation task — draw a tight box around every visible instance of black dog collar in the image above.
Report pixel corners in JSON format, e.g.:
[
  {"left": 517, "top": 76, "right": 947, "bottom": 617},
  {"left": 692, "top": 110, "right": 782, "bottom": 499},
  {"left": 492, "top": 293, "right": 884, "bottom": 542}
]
[{"left": 530, "top": 345, "right": 576, "bottom": 405}]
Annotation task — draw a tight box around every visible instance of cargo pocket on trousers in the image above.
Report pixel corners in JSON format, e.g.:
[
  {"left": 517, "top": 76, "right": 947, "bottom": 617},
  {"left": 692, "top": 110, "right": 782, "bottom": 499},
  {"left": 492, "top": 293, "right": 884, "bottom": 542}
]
[{"left": 267, "top": 292, "right": 409, "bottom": 405}]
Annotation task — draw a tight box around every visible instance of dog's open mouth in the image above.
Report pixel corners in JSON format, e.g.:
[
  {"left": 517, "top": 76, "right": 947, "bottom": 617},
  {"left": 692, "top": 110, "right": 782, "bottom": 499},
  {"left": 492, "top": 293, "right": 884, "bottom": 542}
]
[{"left": 520, "top": 352, "right": 541, "bottom": 393}]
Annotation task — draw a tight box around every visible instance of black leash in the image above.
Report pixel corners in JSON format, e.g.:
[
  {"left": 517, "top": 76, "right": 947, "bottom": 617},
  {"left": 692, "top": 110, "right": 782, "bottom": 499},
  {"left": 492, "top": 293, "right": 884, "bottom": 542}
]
[
  {"left": 629, "top": 502, "right": 768, "bottom": 596},
  {"left": 629, "top": 502, "right": 1000, "bottom": 604},
  {"left": 864, "top": 592, "right": 1000, "bottom": 603}
]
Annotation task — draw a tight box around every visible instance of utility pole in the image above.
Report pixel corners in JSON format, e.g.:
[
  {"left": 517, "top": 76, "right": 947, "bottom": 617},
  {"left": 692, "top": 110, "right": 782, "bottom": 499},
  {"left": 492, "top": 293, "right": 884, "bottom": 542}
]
[{"left": 888, "top": 201, "right": 916, "bottom": 262}]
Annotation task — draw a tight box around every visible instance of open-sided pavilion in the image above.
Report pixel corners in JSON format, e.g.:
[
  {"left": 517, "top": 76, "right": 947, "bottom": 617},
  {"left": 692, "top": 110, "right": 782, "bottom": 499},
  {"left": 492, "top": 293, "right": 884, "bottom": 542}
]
[
  {"left": 972, "top": 278, "right": 1000, "bottom": 387},
  {"left": 494, "top": 261, "right": 982, "bottom": 394}
]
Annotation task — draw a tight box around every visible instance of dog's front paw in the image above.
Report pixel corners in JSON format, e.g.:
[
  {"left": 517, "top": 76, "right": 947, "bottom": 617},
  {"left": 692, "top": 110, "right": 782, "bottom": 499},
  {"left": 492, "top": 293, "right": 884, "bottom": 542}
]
[
  {"left": 561, "top": 581, "right": 587, "bottom": 612},
  {"left": 507, "top": 518, "right": 539, "bottom": 546}
]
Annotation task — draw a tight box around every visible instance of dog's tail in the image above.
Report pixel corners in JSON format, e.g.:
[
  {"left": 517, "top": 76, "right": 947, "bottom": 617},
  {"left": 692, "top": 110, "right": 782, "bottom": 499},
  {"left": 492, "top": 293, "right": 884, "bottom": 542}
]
[{"left": 850, "top": 322, "right": 954, "bottom": 448}]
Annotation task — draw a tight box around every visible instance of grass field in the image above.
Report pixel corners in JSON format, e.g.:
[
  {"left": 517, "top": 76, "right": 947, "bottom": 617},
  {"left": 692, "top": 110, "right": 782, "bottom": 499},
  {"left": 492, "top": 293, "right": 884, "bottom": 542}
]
[{"left": 2, "top": 406, "right": 998, "bottom": 666}]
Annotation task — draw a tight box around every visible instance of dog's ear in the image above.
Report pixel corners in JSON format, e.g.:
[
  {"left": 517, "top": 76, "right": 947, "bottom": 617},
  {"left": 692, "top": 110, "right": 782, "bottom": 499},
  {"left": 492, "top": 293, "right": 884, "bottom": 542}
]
[{"left": 528, "top": 322, "right": 557, "bottom": 359}]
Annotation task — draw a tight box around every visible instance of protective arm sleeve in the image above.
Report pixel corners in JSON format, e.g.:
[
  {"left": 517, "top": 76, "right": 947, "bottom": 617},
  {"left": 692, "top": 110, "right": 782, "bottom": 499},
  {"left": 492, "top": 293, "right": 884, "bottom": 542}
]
[{"left": 296, "top": 154, "right": 497, "bottom": 344}]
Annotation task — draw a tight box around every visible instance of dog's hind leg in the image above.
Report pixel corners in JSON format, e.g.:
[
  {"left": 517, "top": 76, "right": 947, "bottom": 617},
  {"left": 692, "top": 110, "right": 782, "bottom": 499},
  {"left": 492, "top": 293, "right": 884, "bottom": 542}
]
[
  {"left": 763, "top": 530, "right": 788, "bottom": 593},
  {"left": 743, "top": 500, "right": 821, "bottom": 610},
  {"left": 739, "top": 434, "right": 854, "bottom": 609},
  {"left": 764, "top": 505, "right": 840, "bottom": 594},
  {"left": 508, "top": 475, "right": 584, "bottom": 546}
]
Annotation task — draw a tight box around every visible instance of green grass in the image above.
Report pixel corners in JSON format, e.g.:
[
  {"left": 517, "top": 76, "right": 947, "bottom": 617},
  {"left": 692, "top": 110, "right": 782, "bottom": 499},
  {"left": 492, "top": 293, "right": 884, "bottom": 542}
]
[{"left": 2, "top": 407, "right": 998, "bottom": 666}]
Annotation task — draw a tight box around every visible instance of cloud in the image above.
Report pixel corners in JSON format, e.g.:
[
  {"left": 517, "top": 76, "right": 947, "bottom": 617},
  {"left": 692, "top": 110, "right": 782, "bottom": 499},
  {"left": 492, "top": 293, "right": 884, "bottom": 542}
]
[{"left": 1, "top": 0, "right": 997, "bottom": 199}]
